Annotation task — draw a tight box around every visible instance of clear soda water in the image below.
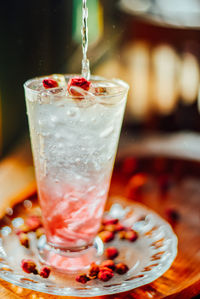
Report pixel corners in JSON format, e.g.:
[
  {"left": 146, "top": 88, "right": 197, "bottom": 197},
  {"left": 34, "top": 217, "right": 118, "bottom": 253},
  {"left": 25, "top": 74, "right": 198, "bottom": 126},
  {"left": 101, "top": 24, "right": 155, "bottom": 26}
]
[{"left": 24, "top": 75, "right": 128, "bottom": 251}]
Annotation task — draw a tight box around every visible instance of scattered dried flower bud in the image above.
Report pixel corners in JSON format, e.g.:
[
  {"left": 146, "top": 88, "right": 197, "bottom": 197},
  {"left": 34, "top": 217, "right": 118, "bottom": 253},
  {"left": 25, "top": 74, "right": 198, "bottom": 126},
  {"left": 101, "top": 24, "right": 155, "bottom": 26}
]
[
  {"left": 39, "top": 266, "right": 51, "bottom": 278},
  {"left": 19, "top": 233, "right": 29, "bottom": 248},
  {"left": 126, "top": 173, "right": 148, "bottom": 199},
  {"left": 115, "top": 263, "right": 129, "bottom": 275},
  {"left": 166, "top": 208, "right": 180, "bottom": 222},
  {"left": 125, "top": 229, "right": 138, "bottom": 242},
  {"left": 102, "top": 218, "right": 119, "bottom": 226},
  {"left": 32, "top": 269, "right": 38, "bottom": 275},
  {"left": 67, "top": 77, "right": 91, "bottom": 96},
  {"left": 105, "top": 247, "right": 119, "bottom": 259},
  {"left": 76, "top": 273, "right": 90, "bottom": 284},
  {"left": 98, "top": 231, "right": 115, "bottom": 243},
  {"left": 43, "top": 79, "right": 58, "bottom": 89},
  {"left": 35, "top": 227, "right": 45, "bottom": 239},
  {"left": 118, "top": 230, "right": 126, "bottom": 240},
  {"left": 121, "top": 157, "right": 137, "bottom": 175},
  {"left": 25, "top": 215, "right": 42, "bottom": 232},
  {"left": 98, "top": 267, "right": 114, "bottom": 282},
  {"left": 99, "top": 266, "right": 113, "bottom": 273},
  {"left": 104, "top": 224, "right": 116, "bottom": 233},
  {"left": 21, "top": 259, "right": 37, "bottom": 274},
  {"left": 101, "top": 260, "right": 115, "bottom": 271},
  {"left": 88, "top": 262, "right": 100, "bottom": 279},
  {"left": 115, "top": 223, "right": 125, "bottom": 232}
]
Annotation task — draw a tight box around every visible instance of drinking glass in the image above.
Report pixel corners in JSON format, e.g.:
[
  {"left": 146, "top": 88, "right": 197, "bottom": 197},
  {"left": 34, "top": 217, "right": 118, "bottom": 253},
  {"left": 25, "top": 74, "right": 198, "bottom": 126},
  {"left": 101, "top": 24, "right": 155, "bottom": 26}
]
[{"left": 24, "top": 75, "right": 129, "bottom": 271}]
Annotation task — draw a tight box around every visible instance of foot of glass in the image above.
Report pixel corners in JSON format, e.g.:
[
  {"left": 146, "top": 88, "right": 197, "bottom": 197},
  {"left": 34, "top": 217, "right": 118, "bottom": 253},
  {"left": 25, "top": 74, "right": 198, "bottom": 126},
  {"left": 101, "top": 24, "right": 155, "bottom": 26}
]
[{"left": 37, "top": 235, "right": 104, "bottom": 272}]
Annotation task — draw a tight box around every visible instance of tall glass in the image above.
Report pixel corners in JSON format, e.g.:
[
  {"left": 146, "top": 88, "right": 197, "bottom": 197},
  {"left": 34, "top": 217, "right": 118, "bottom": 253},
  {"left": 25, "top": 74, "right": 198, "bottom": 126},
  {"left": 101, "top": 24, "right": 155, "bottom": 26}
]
[{"left": 24, "top": 75, "right": 129, "bottom": 270}]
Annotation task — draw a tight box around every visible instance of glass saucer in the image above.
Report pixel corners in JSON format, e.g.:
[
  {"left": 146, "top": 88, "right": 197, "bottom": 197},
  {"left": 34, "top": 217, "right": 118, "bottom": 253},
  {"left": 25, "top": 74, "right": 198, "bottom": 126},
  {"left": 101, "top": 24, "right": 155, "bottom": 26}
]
[{"left": 0, "top": 198, "right": 177, "bottom": 297}]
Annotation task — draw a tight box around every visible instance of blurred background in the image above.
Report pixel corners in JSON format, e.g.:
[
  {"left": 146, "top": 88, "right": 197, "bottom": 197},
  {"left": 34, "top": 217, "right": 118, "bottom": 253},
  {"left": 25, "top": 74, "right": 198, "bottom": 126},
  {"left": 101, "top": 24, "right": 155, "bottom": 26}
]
[{"left": 1, "top": 0, "right": 200, "bottom": 154}]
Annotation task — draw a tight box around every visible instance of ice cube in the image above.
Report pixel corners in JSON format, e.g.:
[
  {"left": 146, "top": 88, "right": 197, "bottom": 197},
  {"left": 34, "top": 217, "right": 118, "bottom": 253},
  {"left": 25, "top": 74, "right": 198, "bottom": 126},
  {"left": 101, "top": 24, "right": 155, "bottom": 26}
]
[
  {"left": 50, "top": 74, "right": 66, "bottom": 87},
  {"left": 46, "top": 87, "right": 66, "bottom": 95},
  {"left": 28, "top": 80, "right": 44, "bottom": 92},
  {"left": 68, "top": 86, "right": 95, "bottom": 108},
  {"left": 69, "top": 86, "right": 95, "bottom": 99},
  {"left": 40, "top": 87, "right": 66, "bottom": 104},
  {"left": 90, "top": 81, "right": 118, "bottom": 95},
  {"left": 94, "top": 86, "right": 108, "bottom": 95}
]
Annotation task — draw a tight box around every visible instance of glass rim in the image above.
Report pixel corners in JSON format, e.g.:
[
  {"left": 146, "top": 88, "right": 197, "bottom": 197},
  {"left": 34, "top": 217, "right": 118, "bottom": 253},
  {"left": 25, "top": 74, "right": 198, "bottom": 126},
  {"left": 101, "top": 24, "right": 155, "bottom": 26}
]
[{"left": 24, "top": 74, "right": 129, "bottom": 100}]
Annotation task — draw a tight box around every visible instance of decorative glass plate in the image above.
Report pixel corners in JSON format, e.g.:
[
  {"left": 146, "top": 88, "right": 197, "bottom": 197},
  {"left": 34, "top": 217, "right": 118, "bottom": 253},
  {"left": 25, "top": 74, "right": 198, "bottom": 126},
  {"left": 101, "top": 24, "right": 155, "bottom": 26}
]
[{"left": 0, "top": 198, "right": 177, "bottom": 296}]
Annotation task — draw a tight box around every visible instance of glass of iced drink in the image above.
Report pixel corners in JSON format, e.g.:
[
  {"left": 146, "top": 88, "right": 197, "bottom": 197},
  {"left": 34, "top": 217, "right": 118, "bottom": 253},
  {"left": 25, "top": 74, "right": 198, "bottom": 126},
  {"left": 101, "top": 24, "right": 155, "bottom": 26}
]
[{"left": 24, "top": 74, "right": 129, "bottom": 271}]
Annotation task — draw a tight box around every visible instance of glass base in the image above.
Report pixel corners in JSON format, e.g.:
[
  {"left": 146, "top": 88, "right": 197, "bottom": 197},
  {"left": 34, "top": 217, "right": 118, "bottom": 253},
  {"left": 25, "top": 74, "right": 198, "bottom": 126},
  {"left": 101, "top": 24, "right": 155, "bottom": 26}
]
[{"left": 37, "top": 236, "right": 104, "bottom": 272}]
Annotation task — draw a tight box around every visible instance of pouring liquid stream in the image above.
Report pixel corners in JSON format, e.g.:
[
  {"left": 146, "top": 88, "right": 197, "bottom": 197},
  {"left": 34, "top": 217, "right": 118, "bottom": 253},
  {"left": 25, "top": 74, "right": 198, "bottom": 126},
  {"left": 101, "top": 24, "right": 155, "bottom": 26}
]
[{"left": 81, "top": 0, "right": 90, "bottom": 80}]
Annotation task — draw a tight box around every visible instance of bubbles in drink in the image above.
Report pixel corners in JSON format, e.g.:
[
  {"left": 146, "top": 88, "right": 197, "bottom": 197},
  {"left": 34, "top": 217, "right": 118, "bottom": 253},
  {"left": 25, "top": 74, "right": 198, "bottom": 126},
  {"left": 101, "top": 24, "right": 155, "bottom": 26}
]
[
  {"left": 58, "top": 143, "right": 63, "bottom": 149},
  {"left": 66, "top": 107, "right": 79, "bottom": 117},
  {"left": 51, "top": 115, "right": 58, "bottom": 123}
]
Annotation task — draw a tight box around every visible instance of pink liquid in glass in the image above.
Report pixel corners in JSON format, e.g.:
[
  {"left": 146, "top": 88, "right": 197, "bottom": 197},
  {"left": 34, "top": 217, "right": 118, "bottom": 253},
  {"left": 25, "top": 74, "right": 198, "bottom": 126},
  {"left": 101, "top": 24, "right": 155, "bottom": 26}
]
[{"left": 39, "top": 180, "right": 109, "bottom": 249}]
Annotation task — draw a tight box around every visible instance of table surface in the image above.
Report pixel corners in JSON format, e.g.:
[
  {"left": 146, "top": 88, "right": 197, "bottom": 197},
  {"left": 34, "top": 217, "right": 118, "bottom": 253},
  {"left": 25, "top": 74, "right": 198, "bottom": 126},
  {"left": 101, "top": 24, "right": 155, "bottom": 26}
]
[{"left": 0, "top": 140, "right": 199, "bottom": 298}]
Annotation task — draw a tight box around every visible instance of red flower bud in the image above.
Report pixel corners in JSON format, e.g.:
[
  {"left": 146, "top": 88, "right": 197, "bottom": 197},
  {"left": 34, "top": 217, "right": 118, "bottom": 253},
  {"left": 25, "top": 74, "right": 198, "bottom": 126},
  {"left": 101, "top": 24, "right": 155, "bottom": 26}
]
[
  {"left": 101, "top": 260, "right": 115, "bottom": 271},
  {"left": 105, "top": 247, "right": 119, "bottom": 259},
  {"left": 76, "top": 274, "right": 90, "bottom": 284},
  {"left": 19, "top": 233, "right": 29, "bottom": 248},
  {"left": 98, "top": 267, "right": 114, "bottom": 282},
  {"left": 118, "top": 230, "right": 126, "bottom": 240},
  {"left": 43, "top": 79, "right": 58, "bottom": 89},
  {"left": 115, "top": 263, "right": 129, "bottom": 274},
  {"left": 104, "top": 224, "right": 116, "bottom": 233},
  {"left": 125, "top": 229, "right": 138, "bottom": 242},
  {"left": 115, "top": 223, "right": 125, "bottom": 232},
  {"left": 21, "top": 259, "right": 37, "bottom": 274},
  {"left": 67, "top": 77, "right": 91, "bottom": 96},
  {"left": 32, "top": 269, "right": 38, "bottom": 275},
  {"left": 98, "top": 231, "right": 115, "bottom": 243},
  {"left": 102, "top": 218, "right": 119, "bottom": 225},
  {"left": 39, "top": 266, "right": 51, "bottom": 278},
  {"left": 88, "top": 262, "right": 100, "bottom": 279}
]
